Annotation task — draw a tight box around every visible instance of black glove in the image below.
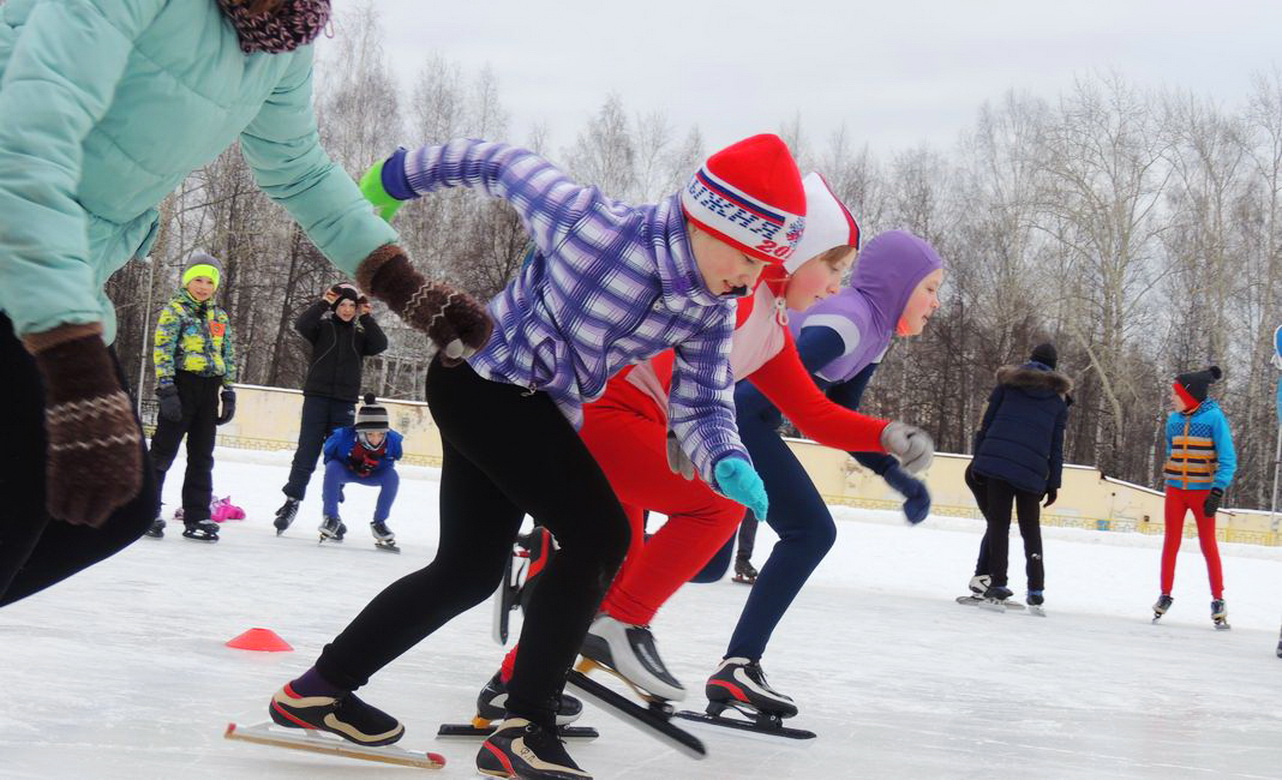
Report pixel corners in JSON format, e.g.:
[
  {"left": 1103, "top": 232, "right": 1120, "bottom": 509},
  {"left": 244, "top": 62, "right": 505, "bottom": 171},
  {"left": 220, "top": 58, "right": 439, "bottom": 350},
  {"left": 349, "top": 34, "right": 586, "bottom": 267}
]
[
  {"left": 1043, "top": 488, "right": 1057, "bottom": 508},
  {"left": 216, "top": 388, "right": 236, "bottom": 426},
  {"left": 156, "top": 384, "right": 182, "bottom": 422},
  {"left": 1203, "top": 488, "right": 1223, "bottom": 518}
]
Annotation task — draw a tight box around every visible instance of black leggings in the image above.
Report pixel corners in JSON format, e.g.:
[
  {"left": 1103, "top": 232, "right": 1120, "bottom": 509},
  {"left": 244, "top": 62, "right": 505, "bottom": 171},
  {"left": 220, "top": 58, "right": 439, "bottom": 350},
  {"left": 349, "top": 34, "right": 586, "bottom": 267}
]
[
  {"left": 966, "top": 465, "right": 1044, "bottom": 591},
  {"left": 0, "top": 314, "right": 157, "bottom": 606},
  {"left": 315, "top": 358, "right": 629, "bottom": 726}
]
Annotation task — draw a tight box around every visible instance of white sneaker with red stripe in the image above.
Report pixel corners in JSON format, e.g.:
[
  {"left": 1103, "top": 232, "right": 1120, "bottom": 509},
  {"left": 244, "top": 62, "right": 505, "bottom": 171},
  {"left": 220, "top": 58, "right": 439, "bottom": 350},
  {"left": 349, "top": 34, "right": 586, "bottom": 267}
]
[{"left": 705, "top": 657, "right": 797, "bottom": 718}]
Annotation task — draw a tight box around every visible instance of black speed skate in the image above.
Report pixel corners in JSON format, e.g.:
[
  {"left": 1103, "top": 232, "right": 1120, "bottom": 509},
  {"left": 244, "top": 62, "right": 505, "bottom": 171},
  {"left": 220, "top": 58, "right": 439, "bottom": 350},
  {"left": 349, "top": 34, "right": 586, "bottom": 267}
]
[
  {"left": 733, "top": 557, "right": 758, "bottom": 585},
  {"left": 439, "top": 673, "right": 598, "bottom": 741},
  {"left": 1211, "top": 599, "right": 1230, "bottom": 630},
  {"left": 269, "top": 683, "right": 404, "bottom": 746},
  {"left": 182, "top": 519, "right": 219, "bottom": 542},
  {"left": 1152, "top": 594, "right": 1173, "bottom": 623},
  {"left": 273, "top": 497, "right": 299, "bottom": 535},
  {"left": 144, "top": 518, "right": 165, "bottom": 539},
  {"left": 476, "top": 718, "right": 591, "bottom": 780}
]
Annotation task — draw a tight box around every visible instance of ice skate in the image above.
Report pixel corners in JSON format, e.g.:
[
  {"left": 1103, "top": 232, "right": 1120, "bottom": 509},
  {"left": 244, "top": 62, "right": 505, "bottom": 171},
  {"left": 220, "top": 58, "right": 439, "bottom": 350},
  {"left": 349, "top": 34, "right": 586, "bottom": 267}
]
[
  {"left": 370, "top": 521, "right": 399, "bottom": 553},
  {"left": 318, "top": 515, "right": 343, "bottom": 543},
  {"left": 438, "top": 671, "right": 599, "bottom": 741},
  {"left": 1211, "top": 598, "right": 1230, "bottom": 630},
  {"left": 182, "top": 519, "right": 219, "bottom": 542},
  {"left": 705, "top": 657, "right": 798, "bottom": 720},
  {"left": 733, "top": 556, "right": 758, "bottom": 585},
  {"left": 144, "top": 517, "right": 165, "bottom": 539},
  {"left": 268, "top": 683, "right": 404, "bottom": 746},
  {"left": 274, "top": 497, "right": 299, "bottom": 535},
  {"left": 579, "top": 614, "right": 686, "bottom": 702},
  {"left": 978, "top": 584, "right": 1014, "bottom": 611},
  {"left": 1026, "top": 590, "right": 1046, "bottom": 617},
  {"left": 476, "top": 718, "right": 591, "bottom": 780},
  {"left": 1152, "top": 593, "right": 1173, "bottom": 623}
]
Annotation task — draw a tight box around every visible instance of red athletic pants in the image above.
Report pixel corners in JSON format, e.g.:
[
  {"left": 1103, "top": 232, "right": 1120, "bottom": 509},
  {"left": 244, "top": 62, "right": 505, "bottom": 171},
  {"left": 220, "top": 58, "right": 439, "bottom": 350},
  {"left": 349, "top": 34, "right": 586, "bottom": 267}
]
[{"left": 1160, "top": 486, "right": 1223, "bottom": 599}]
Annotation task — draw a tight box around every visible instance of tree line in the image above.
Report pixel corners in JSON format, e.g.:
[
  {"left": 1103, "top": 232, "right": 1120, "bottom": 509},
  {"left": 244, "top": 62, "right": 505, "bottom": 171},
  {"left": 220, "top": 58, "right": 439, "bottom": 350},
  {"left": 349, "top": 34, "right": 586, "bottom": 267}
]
[{"left": 105, "top": 5, "right": 1282, "bottom": 510}]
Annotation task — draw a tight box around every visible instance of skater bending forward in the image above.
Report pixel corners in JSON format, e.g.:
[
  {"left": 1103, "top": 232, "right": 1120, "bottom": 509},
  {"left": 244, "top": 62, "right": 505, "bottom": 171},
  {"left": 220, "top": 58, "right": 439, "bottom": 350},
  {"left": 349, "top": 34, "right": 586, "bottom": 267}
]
[
  {"left": 318, "top": 395, "right": 403, "bottom": 550},
  {"left": 268, "top": 134, "right": 808, "bottom": 780}
]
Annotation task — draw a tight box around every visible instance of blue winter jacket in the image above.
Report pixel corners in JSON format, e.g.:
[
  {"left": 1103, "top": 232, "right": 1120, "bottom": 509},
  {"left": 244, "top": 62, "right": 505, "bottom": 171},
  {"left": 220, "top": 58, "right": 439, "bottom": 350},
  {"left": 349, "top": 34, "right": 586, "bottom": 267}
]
[
  {"left": 971, "top": 362, "right": 1072, "bottom": 496},
  {"left": 1163, "top": 399, "right": 1236, "bottom": 491},
  {"left": 323, "top": 427, "right": 403, "bottom": 477}
]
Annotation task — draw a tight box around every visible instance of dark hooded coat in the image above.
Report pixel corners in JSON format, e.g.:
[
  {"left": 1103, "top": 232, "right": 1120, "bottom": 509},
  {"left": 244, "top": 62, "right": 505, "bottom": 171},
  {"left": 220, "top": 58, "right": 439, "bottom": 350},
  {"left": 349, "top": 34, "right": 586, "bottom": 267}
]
[{"left": 971, "top": 362, "right": 1072, "bottom": 495}]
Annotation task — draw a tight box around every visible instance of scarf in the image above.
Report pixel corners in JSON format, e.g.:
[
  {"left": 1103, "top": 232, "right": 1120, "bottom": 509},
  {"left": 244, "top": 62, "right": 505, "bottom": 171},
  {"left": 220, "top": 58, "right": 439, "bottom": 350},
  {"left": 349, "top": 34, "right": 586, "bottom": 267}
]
[{"left": 216, "top": 0, "right": 331, "bottom": 55}]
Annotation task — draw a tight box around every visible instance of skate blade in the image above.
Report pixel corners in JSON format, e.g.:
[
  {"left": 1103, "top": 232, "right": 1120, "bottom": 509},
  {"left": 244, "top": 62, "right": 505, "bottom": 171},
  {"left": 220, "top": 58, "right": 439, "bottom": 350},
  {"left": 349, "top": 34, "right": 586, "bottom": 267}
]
[
  {"left": 225, "top": 722, "right": 444, "bottom": 769},
  {"left": 1026, "top": 605, "right": 1047, "bottom": 617},
  {"left": 675, "top": 708, "right": 816, "bottom": 741},
  {"left": 436, "top": 722, "right": 599, "bottom": 741},
  {"left": 574, "top": 657, "right": 672, "bottom": 708}
]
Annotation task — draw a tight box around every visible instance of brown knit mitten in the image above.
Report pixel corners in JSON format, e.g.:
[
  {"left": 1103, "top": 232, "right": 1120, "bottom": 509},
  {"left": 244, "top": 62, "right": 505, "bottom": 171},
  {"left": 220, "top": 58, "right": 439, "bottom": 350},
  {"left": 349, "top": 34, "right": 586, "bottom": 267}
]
[
  {"left": 23, "top": 323, "right": 144, "bottom": 527},
  {"left": 356, "top": 245, "right": 493, "bottom": 366}
]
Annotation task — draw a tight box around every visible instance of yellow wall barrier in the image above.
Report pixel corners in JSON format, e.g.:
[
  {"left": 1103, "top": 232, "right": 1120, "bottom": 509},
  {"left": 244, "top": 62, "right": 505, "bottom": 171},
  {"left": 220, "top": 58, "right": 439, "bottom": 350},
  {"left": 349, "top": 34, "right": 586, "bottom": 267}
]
[{"left": 204, "top": 385, "right": 1282, "bottom": 547}]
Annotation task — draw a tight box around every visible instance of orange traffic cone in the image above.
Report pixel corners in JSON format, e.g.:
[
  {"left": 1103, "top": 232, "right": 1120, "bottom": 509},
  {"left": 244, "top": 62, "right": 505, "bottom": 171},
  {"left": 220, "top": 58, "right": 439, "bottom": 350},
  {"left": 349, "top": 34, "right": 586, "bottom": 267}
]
[{"left": 226, "top": 627, "right": 293, "bottom": 652}]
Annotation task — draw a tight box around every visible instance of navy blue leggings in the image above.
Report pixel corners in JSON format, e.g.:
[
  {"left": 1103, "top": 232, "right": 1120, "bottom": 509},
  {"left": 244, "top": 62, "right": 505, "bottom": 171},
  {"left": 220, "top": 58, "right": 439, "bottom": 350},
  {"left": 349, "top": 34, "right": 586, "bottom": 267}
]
[{"left": 721, "top": 412, "right": 837, "bottom": 661}]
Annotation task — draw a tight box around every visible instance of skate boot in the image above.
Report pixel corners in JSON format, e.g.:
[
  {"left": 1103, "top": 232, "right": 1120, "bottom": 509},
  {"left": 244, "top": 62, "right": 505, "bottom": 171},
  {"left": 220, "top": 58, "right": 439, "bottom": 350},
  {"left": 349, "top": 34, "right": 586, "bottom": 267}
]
[
  {"left": 1026, "top": 590, "right": 1046, "bottom": 616},
  {"left": 475, "top": 672, "right": 583, "bottom": 727},
  {"left": 371, "top": 520, "right": 397, "bottom": 550},
  {"left": 476, "top": 718, "right": 591, "bottom": 780},
  {"left": 319, "top": 515, "right": 343, "bottom": 542},
  {"left": 181, "top": 519, "right": 219, "bottom": 542},
  {"left": 269, "top": 683, "right": 404, "bottom": 746},
  {"left": 274, "top": 497, "right": 299, "bottom": 535},
  {"left": 706, "top": 657, "right": 798, "bottom": 719},
  {"left": 334, "top": 521, "right": 347, "bottom": 542},
  {"left": 982, "top": 585, "right": 1014, "bottom": 603},
  {"left": 1211, "top": 598, "right": 1230, "bottom": 630},
  {"left": 733, "top": 556, "right": 758, "bottom": 585},
  {"left": 580, "top": 614, "right": 686, "bottom": 701},
  {"left": 1152, "top": 593, "right": 1173, "bottom": 622},
  {"left": 969, "top": 574, "right": 991, "bottom": 596},
  {"left": 514, "top": 527, "right": 555, "bottom": 611},
  {"left": 144, "top": 517, "right": 165, "bottom": 539}
]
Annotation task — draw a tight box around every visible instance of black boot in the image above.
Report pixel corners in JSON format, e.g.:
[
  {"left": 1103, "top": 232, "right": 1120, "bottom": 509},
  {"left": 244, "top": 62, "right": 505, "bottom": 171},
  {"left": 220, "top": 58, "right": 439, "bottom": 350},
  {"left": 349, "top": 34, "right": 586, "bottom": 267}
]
[
  {"left": 476, "top": 718, "right": 591, "bottom": 779},
  {"left": 274, "top": 497, "right": 299, "bottom": 535}
]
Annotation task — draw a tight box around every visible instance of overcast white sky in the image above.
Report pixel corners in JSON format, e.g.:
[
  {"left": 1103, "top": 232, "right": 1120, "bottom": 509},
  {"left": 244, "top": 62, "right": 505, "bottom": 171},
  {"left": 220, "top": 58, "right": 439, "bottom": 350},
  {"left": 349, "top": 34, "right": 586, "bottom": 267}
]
[{"left": 325, "top": 1, "right": 1282, "bottom": 156}]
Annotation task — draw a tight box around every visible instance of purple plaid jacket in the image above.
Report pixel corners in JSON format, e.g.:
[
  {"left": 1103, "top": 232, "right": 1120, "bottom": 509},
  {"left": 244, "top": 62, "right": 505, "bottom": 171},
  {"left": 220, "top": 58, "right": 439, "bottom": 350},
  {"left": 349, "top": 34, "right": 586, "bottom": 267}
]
[{"left": 399, "top": 139, "right": 750, "bottom": 484}]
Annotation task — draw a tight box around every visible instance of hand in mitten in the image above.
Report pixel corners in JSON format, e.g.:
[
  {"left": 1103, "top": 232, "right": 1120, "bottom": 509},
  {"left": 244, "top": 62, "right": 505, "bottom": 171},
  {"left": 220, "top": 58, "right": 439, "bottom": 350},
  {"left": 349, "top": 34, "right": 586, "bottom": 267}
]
[
  {"left": 1043, "top": 488, "right": 1057, "bottom": 508},
  {"left": 1203, "top": 487, "right": 1223, "bottom": 518},
  {"left": 666, "top": 431, "right": 695, "bottom": 481},
  {"left": 714, "top": 457, "right": 768, "bottom": 522},
  {"left": 359, "top": 148, "right": 411, "bottom": 222},
  {"left": 880, "top": 421, "right": 934, "bottom": 474},
  {"left": 156, "top": 383, "right": 182, "bottom": 422},
  {"left": 215, "top": 388, "right": 236, "bottom": 426},
  {"left": 357, "top": 245, "right": 493, "bottom": 366},
  {"left": 882, "top": 463, "right": 931, "bottom": 524},
  {"left": 24, "top": 323, "right": 143, "bottom": 527}
]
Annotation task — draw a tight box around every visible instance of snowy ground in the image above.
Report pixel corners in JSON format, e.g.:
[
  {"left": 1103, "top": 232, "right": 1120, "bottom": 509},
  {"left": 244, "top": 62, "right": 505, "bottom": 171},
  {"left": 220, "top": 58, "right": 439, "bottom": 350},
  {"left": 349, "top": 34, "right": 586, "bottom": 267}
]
[{"left": 3, "top": 447, "right": 1282, "bottom": 779}]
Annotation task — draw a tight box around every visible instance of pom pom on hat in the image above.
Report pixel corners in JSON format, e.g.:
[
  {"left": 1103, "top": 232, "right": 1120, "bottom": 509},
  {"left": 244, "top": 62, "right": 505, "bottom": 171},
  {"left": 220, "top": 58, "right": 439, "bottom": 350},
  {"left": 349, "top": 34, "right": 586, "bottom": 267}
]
[
  {"left": 785, "top": 172, "right": 860, "bottom": 273},
  {"left": 680, "top": 134, "right": 807, "bottom": 265}
]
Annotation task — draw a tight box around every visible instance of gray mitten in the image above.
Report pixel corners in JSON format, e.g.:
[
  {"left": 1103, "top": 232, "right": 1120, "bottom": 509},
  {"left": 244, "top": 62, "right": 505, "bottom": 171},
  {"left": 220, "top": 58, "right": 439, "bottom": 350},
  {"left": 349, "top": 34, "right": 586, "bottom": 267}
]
[
  {"left": 880, "top": 421, "right": 934, "bottom": 474},
  {"left": 666, "top": 430, "right": 695, "bottom": 481}
]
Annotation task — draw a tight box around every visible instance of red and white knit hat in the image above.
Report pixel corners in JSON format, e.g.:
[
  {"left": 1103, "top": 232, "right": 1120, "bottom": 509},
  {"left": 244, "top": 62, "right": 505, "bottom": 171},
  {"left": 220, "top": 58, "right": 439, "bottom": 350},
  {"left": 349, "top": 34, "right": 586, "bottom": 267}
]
[
  {"left": 681, "top": 134, "right": 807, "bottom": 264},
  {"left": 785, "top": 172, "right": 861, "bottom": 273}
]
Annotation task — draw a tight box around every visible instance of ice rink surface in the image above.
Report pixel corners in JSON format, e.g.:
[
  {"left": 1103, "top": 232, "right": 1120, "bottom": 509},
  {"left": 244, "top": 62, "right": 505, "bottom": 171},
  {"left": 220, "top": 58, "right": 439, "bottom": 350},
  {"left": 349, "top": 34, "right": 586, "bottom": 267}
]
[{"left": 4, "top": 448, "right": 1281, "bottom": 779}]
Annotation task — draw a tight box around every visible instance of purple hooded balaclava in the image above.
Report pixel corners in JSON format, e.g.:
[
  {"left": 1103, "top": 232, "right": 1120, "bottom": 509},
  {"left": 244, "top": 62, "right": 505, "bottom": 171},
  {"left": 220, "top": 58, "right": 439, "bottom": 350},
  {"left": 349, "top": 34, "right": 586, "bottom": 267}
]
[{"left": 788, "top": 229, "right": 943, "bottom": 384}]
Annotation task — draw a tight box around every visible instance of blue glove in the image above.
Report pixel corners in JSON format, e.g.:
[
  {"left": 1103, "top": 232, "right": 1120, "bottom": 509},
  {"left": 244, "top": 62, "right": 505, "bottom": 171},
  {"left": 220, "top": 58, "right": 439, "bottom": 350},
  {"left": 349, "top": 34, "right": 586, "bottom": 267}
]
[
  {"left": 715, "top": 458, "right": 768, "bottom": 522},
  {"left": 882, "top": 463, "right": 931, "bottom": 525}
]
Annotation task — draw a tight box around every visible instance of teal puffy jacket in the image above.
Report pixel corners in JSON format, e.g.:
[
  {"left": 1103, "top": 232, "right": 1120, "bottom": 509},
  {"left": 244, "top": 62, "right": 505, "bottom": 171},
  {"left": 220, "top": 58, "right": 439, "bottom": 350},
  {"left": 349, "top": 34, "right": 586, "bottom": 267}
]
[{"left": 0, "top": 0, "right": 397, "bottom": 342}]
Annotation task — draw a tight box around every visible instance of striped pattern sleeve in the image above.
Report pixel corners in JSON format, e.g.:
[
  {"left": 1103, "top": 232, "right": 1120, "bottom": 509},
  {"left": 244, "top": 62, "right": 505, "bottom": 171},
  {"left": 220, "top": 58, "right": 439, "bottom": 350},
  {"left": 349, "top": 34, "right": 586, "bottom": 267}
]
[
  {"left": 402, "top": 140, "right": 613, "bottom": 258},
  {"left": 666, "top": 314, "right": 750, "bottom": 487}
]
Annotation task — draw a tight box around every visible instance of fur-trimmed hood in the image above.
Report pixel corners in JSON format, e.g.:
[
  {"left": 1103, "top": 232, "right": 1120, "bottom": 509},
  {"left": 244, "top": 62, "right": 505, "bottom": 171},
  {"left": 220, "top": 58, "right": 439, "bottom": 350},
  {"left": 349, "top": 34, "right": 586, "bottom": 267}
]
[{"left": 996, "top": 363, "right": 1072, "bottom": 396}]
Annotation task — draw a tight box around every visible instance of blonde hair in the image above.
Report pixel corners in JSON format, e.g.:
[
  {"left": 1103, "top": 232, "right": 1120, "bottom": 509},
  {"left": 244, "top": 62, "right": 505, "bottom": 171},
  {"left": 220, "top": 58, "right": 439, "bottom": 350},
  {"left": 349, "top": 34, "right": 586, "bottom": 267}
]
[{"left": 816, "top": 244, "right": 857, "bottom": 268}]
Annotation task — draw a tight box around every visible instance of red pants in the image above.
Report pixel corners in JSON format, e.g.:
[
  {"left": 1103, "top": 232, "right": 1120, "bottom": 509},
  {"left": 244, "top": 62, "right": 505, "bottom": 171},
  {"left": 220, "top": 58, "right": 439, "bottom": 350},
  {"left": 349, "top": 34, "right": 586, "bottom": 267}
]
[
  {"left": 582, "top": 381, "right": 745, "bottom": 625},
  {"left": 1160, "top": 486, "right": 1223, "bottom": 599}
]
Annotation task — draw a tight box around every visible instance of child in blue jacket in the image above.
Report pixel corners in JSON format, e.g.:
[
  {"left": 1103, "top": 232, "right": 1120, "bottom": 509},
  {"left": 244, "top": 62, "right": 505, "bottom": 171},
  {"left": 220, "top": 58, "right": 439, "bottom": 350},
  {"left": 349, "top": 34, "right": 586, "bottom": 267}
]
[
  {"left": 319, "top": 395, "right": 403, "bottom": 551},
  {"left": 1153, "top": 366, "right": 1236, "bottom": 627}
]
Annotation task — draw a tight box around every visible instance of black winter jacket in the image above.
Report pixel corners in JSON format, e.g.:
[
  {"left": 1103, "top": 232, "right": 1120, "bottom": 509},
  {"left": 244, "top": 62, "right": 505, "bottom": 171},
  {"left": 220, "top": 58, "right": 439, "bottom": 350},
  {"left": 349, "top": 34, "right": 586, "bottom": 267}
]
[
  {"left": 295, "top": 300, "right": 388, "bottom": 402},
  {"left": 971, "top": 362, "right": 1072, "bottom": 496}
]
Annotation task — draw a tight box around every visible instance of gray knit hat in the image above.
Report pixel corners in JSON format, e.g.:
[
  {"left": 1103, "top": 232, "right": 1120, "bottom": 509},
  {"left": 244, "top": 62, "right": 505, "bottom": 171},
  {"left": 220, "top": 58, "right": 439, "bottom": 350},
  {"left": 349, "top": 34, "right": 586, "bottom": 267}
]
[
  {"left": 181, "top": 251, "right": 224, "bottom": 289},
  {"left": 355, "top": 393, "right": 389, "bottom": 432}
]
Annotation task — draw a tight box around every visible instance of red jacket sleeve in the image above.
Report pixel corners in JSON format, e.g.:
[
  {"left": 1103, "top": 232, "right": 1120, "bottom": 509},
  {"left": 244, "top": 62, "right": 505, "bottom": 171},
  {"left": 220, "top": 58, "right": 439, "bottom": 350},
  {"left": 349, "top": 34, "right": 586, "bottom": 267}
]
[{"left": 746, "top": 330, "right": 890, "bottom": 452}]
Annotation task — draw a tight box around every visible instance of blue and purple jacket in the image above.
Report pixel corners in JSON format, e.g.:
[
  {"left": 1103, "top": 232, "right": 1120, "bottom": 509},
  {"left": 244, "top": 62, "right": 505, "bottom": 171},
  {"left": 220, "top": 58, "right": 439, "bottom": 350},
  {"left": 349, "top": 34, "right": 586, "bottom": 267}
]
[{"left": 393, "top": 140, "right": 749, "bottom": 485}]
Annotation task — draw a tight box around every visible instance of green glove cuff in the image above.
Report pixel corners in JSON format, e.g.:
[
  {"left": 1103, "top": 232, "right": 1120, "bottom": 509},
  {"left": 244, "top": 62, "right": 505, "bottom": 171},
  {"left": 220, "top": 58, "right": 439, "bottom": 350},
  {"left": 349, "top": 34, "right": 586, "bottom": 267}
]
[{"left": 359, "top": 160, "right": 406, "bottom": 223}]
